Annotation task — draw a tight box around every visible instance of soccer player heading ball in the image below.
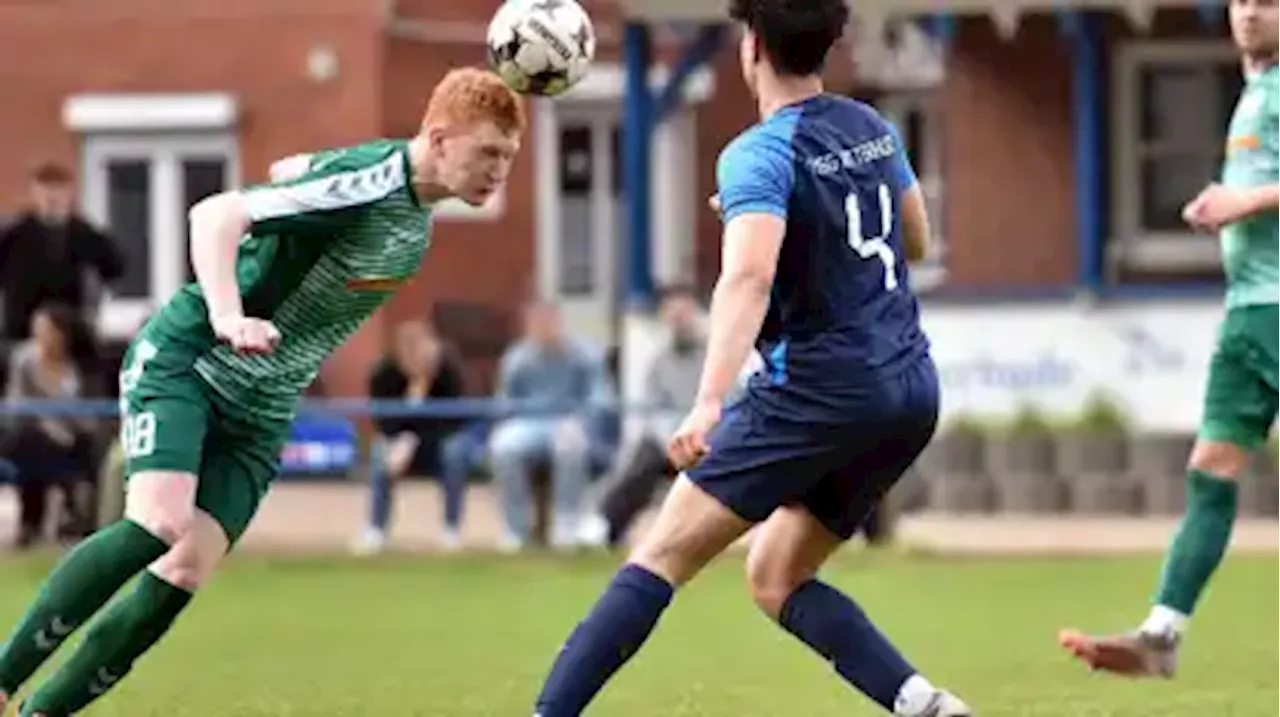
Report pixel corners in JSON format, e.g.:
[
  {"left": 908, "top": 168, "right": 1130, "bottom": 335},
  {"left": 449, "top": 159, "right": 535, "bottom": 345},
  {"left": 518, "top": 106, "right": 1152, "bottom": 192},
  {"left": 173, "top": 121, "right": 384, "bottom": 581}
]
[
  {"left": 0, "top": 67, "right": 524, "bottom": 716},
  {"left": 1059, "top": 0, "right": 1278, "bottom": 679},
  {"left": 530, "top": 0, "right": 972, "bottom": 715}
]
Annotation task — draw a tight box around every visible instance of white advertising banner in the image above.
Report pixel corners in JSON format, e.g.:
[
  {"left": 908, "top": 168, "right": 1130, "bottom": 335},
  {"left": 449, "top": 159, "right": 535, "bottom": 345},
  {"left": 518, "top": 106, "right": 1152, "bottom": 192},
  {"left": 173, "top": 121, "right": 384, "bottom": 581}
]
[{"left": 921, "top": 299, "right": 1225, "bottom": 432}]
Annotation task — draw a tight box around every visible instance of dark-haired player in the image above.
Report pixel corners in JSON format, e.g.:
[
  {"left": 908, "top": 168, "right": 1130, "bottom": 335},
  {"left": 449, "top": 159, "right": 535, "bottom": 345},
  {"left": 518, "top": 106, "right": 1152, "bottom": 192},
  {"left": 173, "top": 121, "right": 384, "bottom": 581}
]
[{"left": 529, "top": 1, "right": 971, "bottom": 715}]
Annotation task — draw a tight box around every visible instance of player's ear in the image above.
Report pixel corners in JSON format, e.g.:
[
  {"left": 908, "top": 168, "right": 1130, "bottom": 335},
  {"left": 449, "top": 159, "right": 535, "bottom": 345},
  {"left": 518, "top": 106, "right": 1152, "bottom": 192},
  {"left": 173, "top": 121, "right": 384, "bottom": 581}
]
[
  {"left": 423, "top": 124, "right": 448, "bottom": 154},
  {"left": 749, "top": 29, "right": 763, "bottom": 67}
]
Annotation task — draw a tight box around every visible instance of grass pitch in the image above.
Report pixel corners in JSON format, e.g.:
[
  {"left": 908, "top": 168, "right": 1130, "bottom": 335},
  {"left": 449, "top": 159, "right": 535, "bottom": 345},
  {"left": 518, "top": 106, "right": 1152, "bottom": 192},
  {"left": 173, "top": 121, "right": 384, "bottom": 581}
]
[{"left": 0, "top": 550, "right": 1274, "bottom": 716}]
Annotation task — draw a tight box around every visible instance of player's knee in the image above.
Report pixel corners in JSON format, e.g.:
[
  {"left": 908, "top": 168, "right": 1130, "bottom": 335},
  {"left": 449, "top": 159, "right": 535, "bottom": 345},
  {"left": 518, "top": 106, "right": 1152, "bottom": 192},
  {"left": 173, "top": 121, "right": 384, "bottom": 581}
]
[
  {"left": 628, "top": 523, "right": 712, "bottom": 588},
  {"left": 127, "top": 503, "right": 195, "bottom": 545},
  {"left": 149, "top": 560, "right": 207, "bottom": 591},
  {"left": 124, "top": 471, "right": 199, "bottom": 545},
  {"left": 744, "top": 549, "right": 808, "bottom": 618},
  {"left": 1188, "top": 439, "right": 1251, "bottom": 478},
  {"left": 148, "top": 513, "right": 229, "bottom": 590}
]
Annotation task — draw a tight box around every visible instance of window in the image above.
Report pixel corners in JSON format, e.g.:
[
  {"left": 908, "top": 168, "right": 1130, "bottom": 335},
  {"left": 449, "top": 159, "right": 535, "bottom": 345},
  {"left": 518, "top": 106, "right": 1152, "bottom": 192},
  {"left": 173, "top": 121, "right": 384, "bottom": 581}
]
[
  {"left": 555, "top": 118, "right": 623, "bottom": 297},
  {"left": 182, "top": 156, "right": 232, "bottom": 282},
  {"left": 65, "top": 93, "right": 240, "bottom": 339},
  {"left": 81, "top": 135, "right": 238, "bottom": 338},
  {"left": 1112, "top": 41, "right": 1240, "bottom": 273},
  {"left": 104, "top": 160, "right": 152, "bottom": 298}
]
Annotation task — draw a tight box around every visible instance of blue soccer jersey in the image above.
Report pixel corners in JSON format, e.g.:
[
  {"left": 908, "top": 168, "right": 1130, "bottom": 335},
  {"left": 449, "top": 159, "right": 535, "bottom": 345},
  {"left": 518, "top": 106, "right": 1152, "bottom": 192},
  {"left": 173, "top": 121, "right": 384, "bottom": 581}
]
[{"left": 716, "top": 94, "right": 930, "bottom": 422}]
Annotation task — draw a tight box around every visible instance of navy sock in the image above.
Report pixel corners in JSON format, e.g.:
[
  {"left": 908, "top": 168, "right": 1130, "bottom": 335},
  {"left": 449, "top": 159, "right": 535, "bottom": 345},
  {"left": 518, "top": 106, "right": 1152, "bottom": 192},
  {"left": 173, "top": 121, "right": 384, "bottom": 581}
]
[
  {"left": 534, "top": 564, "right": 674, "bottom": 717},
  {"left": 778, "top": 579, "right": 915, "bottom": 711}
]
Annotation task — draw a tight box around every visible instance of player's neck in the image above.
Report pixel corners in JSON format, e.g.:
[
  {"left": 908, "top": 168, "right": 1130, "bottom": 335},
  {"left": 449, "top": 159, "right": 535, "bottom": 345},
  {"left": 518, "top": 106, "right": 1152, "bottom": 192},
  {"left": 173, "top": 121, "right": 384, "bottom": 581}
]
[
  {"left": 756, "top": 75, "right": 823, "bottom": 119},
  {"left": 405, "top": 135, "right": 453, "bottom": 204},
  {"left": 1242, "top": 51, "right": 1278, "bottom": 75}
]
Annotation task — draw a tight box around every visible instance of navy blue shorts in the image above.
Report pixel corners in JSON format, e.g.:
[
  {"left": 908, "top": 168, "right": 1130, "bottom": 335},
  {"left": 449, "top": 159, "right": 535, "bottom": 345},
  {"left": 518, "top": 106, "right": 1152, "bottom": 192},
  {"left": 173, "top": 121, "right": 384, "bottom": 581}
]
[{"left": 686, "top": 358, "right": 939, "bottom": 540}]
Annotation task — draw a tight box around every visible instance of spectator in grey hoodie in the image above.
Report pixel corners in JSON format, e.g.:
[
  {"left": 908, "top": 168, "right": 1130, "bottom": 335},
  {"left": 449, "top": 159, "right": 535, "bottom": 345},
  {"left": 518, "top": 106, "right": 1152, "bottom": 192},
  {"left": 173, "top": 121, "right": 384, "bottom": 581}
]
[
  {"left": 489, "top": 299, "right": 612, "bottom": 552},
  {"left": 582, "top": 285, "right": 756, "bottom": 548}
]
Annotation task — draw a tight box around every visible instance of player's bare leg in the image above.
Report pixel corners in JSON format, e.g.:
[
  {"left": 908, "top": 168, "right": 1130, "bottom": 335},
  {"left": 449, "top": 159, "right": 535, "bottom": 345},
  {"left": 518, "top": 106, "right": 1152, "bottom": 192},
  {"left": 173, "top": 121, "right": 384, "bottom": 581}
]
[
  {"left": 0, "top": 471, "right": 194, "bottom": 711},
  {"left": 1060, "top": 439, "right": 1250, "bottom": 679},
  {"left": 627, "top": 475, "right": 754, "bottom": 585},
  {"left": 532, "top": 476, "right": 751, "bottom": 716},
  {"left": 749, "top": 507, "right": 972, "bottom": 716}
]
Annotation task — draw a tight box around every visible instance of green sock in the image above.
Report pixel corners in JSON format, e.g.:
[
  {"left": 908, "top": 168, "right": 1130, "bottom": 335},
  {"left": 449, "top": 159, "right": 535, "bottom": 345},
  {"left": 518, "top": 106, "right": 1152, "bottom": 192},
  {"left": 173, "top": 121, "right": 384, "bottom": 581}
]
[
  {"left": 0, "top": 520, "right": 169, "bottom": 696},
  {"left": 22, "top": 573, "right": 192, "bottom": 716},
  {"left": 1153, "top": 470, "right": 1238, "bottom": 616}
]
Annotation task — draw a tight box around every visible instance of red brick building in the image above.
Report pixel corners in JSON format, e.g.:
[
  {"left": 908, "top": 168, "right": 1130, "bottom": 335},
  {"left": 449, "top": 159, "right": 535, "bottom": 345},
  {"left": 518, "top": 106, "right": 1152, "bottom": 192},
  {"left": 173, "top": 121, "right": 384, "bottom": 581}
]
[{"left": 0, "top": 0, "right": 1236, "bottom": 396}]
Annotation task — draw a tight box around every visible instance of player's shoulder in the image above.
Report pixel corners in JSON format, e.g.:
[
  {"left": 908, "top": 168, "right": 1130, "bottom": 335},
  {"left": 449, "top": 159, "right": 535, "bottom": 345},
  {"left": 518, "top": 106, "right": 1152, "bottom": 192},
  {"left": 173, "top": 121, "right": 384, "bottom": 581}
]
[
  {"left": 312, "top": 139, "right": 408, "bottom": 174},
  {"left": 717, "top": 113, "right": 802, "bottom": 186},
  {"left": 814, "top": 95, "right": 895, "bottom": 139},
  {"left": 266, "top": 139, "right": 406, "bottom": 183},
  {"left": 722, "top": 110, "right": 802, "bottom": 162},
  {"left": 1259, "top": 65, "right": 1280, "bottom": 107}
]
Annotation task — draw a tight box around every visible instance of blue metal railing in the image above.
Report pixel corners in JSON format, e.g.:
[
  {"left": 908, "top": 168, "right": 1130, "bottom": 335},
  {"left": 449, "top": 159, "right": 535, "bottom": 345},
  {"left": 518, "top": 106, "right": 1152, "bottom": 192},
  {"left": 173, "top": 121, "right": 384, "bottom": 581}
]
[
  {"left": 0, "top": 397, "right": 672, "bottom": 420},
  {"left": 0, "top": 397, "right": 659, "bottom": 478}
]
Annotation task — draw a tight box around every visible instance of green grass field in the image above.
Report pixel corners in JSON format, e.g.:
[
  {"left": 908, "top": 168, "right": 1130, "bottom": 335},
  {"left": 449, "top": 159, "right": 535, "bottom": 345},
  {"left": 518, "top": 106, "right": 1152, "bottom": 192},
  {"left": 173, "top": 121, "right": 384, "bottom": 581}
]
[{"left": 0, "top": 551, "right": 1275, "bottom": 716}]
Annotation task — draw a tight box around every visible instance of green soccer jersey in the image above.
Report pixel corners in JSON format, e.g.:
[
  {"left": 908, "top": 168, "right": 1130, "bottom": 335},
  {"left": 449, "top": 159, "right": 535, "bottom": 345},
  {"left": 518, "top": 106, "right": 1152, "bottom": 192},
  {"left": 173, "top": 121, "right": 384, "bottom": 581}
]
[
  {"left": 142, "top": 139, "right": 433, "bottom": 421},
  {"left": 1220, "top": 63, "right": 1279, "bottom": 309}
]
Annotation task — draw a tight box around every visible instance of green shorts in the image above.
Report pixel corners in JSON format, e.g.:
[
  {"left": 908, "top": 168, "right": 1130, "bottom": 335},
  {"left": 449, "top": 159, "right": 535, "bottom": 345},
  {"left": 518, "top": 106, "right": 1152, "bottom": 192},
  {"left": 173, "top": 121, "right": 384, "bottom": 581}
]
[
  {"left": 1200, "top": 304, "right": 1279, "bottom": 449},
  {"left": 118, "top": 335, "right": 292, "bottom": 545}
]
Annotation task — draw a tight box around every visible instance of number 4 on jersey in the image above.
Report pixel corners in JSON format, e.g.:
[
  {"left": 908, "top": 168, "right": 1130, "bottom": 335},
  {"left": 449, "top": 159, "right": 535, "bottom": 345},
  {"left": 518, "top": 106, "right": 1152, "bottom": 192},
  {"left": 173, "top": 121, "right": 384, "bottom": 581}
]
[{"left": 845, "top": 185, "right": 899, "bottom": 291}]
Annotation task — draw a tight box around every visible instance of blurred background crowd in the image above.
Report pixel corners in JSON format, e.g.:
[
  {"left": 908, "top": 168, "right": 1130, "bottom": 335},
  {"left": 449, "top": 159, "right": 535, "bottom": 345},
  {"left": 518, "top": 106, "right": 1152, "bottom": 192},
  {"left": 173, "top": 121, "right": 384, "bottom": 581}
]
[{"left": 0, "top": 0, "right": 1275, "bottom": 557}]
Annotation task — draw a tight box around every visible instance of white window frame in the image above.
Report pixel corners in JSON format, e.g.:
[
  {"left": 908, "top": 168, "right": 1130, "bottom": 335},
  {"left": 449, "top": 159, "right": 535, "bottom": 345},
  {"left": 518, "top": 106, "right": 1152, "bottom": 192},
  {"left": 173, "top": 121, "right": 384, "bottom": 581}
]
[
  {"left": 65, "top": 93, "right": 240, "bottom": 340},
  {"left": 878, "top": 91, "right": 946, "bottom": 291},
  {"left": 534, "top": 64, "right": 714, "bottom": 341},
  {"left": 1110, "top": 40, "right": 1238, "bottom": 272}
]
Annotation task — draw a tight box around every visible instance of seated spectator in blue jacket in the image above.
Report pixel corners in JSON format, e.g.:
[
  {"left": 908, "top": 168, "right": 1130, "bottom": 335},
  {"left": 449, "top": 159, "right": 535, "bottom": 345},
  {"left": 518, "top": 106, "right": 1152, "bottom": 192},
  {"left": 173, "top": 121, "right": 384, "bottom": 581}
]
[
  {"left": 353, "top": 318, "right": 467, "bottom": 555},
  {"left": 490, "top": 299, "right": 611, "bottom": 552}
]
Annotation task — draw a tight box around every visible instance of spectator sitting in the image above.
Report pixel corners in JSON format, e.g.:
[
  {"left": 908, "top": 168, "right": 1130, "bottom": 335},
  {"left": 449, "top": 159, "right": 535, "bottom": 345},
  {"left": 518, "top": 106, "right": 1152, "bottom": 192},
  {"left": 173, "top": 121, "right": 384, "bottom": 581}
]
[
  {"left": 489, "top": 299, "right": 611, "bottom": 552},
  {"left": 354, "top": 318, "right": 467, "bottom": 555},
  {"left": 577, "top": 285, "right": 709, "bottom": 548},
  {"left": 1, "top": 303, "right": 98, "bottom": 548},
  {"left": 0, "top": 164, "right": 123, "bottom": 348}
]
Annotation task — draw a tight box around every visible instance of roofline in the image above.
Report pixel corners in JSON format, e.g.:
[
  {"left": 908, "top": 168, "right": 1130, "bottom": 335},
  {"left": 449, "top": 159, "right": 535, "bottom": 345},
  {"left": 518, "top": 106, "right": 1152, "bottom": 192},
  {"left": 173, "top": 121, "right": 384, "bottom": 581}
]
[{"left": 619, "top": 0, "right": 1223, "bottom": 23}]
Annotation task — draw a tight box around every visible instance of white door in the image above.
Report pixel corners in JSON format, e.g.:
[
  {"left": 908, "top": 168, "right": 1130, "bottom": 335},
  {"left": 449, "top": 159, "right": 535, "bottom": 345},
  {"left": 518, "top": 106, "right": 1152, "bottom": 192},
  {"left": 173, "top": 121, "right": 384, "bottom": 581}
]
[
  {"left": 540, "top": 104, "right": 624, "bottom": 341},
  {"left": 80, "top": 134, "right": 239, "bottom": 338}
]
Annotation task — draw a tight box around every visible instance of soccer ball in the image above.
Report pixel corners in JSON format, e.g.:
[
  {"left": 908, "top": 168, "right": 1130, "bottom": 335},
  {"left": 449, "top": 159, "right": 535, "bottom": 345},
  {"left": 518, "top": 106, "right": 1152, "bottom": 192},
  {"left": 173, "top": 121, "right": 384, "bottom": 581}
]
[{"left": 486, "top": 0, "right": 596, "bottom": 97}]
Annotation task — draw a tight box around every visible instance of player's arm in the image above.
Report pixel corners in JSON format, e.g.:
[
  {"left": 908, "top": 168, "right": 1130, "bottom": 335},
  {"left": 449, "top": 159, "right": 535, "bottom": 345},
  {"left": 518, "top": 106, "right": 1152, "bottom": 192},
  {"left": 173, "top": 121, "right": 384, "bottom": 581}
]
[
  {"left": 899, "top": 186, "right": 932, "bottom": 263},
  {"left": 188, "top": 191, "right": 254, "bottom": 328},
  {"left": 693, "top": 139, "right": 788, "bottom": 409},
  {"left": 695, "top": 217, "right": 781, "bottom": 408},
  {"left": 269, "top": 154, "right": 314, "bottom": 182},
  {"left": 885, "top": 123, "right": 932, "bottom": 263},
  {"left": 190, "top": 150, "right": 403, "bottom": 338},
  {"left": 1186, "top": 92, "right": 1280, "bottom": 230}
]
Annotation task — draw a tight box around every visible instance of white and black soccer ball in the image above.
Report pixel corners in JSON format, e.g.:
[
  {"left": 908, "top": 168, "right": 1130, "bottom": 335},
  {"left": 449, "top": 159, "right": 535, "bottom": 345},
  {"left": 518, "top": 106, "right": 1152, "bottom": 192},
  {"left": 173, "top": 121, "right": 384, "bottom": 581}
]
[{"left": 486, "top": 0, "right": 596, "bottom": 97}]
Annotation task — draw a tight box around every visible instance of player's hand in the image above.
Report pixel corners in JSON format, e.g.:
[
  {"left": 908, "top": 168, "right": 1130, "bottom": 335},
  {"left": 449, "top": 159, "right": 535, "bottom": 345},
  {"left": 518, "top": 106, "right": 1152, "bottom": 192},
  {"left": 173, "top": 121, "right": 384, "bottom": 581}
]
[
  {"left": 708, "top": 194, "right": 722, "bottom": 214},
  {"left": 667, "top": 400, "right": 721, "bottom": 471},
  {"left": 211, "top": 315, "right": 281, "bottom": 354},
  {"left": 1182, "top": 183, "right": 1250, "bottom": 232}
]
